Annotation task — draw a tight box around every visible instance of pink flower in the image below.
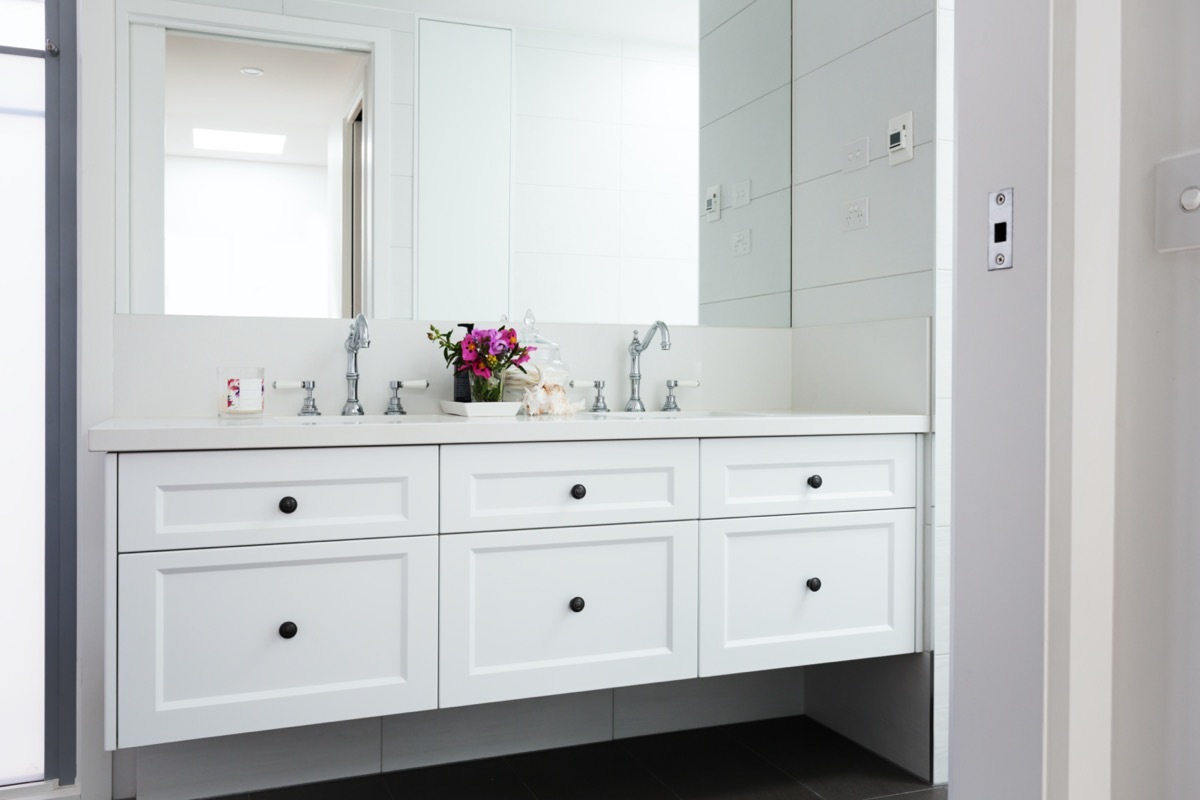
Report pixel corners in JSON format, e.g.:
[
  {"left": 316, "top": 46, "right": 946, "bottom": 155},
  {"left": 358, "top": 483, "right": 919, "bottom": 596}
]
[
  {"left": 471, "top": 361, "right": 492, "bottom": 379},
  {"left": 461, "top": 333, "right": 479, "bottom": 362}
]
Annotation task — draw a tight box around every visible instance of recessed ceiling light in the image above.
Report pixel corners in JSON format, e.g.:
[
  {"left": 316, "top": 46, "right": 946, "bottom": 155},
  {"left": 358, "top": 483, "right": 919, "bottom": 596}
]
[
  {"left": 193, "top": 128, "right": 286, "bottom": 155},
  {"left": 239, "top": 66, "right": 265, "bottom": 76}
]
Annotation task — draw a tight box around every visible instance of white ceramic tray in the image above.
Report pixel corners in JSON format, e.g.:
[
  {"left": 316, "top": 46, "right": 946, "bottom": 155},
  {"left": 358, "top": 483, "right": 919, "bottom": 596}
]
[{"left": 440, "top": 400, "right": 522, "bottom": 417}]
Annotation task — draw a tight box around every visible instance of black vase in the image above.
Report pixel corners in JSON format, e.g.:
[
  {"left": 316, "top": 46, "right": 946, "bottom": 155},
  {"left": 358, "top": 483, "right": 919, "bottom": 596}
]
[{"left": 453, "top": 370, "right": 471, "bottom": 403}]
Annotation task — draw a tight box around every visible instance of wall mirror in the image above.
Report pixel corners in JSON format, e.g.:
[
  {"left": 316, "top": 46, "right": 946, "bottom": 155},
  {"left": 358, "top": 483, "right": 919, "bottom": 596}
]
[{"left": 116, "top": 0, "right": 797, "bottom": 328}]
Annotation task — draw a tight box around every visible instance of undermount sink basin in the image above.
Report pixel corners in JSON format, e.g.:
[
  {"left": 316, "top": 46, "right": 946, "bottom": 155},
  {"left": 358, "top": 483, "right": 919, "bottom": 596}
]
[
  {"left": 271, "top": 414, "right": 433, "bottom": 425},
  {"left": 579, "top": 410, "right": 757, "bottom": 420}
]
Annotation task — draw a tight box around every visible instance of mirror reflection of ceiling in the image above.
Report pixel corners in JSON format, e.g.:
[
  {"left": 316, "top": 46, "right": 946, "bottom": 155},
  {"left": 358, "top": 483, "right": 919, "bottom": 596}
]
[{"left": 164, "top": 33, "right": 366, "bottom": 166}]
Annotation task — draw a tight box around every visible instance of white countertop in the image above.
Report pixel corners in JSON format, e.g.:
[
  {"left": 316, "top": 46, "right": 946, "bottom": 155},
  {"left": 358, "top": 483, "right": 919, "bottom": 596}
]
[{"left": 89, "top": 411, "right": 930, "bottom": 452}]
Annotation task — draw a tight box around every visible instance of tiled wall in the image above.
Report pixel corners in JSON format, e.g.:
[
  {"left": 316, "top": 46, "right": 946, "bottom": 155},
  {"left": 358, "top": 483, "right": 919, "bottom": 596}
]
[
  {"left": 510, "top": 29, "right": 698, "bottom": 325},
  {"left": 697, "top": 0, "right": 792, "bottom": 327}
]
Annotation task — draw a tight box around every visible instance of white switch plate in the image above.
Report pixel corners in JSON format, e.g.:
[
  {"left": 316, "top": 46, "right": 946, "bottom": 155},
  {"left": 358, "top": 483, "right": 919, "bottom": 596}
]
[
  {"left": 705, "top": 185, "right": 721, "bottom": 221},
  {"left": 843, "top": 137, "right": 870, "bottom": 173},
  {"left": 844, "top": 197, "right": 869, "bottom": 231},
  {"left": 887, "top": 112, "right": 914, "bottom": 165},
  {"left": 732, "top": 180, "right": 751, "bottom": 208},
  {"left": 732, "top": 229, "right": 751, "bottom": 255},
  {"left": 1155, "top": 150, "right": 1200, "bottom": 252}
]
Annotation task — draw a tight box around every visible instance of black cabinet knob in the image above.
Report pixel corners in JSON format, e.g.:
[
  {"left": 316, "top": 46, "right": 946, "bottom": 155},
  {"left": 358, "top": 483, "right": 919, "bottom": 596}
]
[
  {"left": 569, "top": 596, "right": 586, "bottom": 612},
  {"left": 807, "top": 475, "right": 823, "bottom": 489},
  {"left": 570, "top": 484, "right": 587, "bottom": 500},
  {"left": 806, "top": 577, "right": 822, "bottom": 592},
  {"left": 279, "top": 496, "right": 299, "bottom": 514},
  {"left": 279, "top": 621, "right": 298, "bottom": 639}
]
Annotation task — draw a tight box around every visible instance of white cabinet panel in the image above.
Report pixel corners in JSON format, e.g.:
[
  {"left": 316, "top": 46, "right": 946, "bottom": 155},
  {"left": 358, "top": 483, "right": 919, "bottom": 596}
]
[
  {"left": 439, "top": 522, "right": 698, "bottom": 707},
  {"left": 700, "top": 435, "right": 916, "bottom": 518},
  {"left": 117, "top": 537, "right": 438, "bottom": 747},
  {"left": 440, "top": 440, "right": 699, "bottom": 533},
  {"left": 117, "top": 446, "right": 437, "bottom": 552},
  {"left": 699, "top": 511, "right": 917, "bottom": 676}
]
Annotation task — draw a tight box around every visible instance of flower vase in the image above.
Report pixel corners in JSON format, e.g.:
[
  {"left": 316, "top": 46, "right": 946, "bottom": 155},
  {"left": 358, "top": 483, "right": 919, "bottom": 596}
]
[{"left": 470, "top": 373, "right": 505, "bottom": 403}]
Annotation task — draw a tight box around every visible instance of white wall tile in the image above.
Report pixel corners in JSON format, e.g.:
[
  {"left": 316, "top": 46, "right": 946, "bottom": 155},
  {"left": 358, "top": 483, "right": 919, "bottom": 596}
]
[
  {"left": 390, "top": 175, "right": 412, "bottom": 248},
  {"left": 792, "top": 14, "right": 935, "bottom": 184},
  {"left": 511, "top": 253, "right": 621, "bottom": 324},
  {"left": 791, "top": 271, "right": 934, "bottom": 328},
  {"left": 373, "top": 246, "right": 412, "bottom": 319},
  {"left": 390, "top": 103, "right": 413, "bottom": 177},
  {"left": 621, "top": 125, "right": 698, "bottom": 195},
  {"left": 515, "top": 116, "right": 620, "bottom": 190},
  {"left": 514, "top": 28, "right": 622, "bottom": 57},
  {"left": 935, "top": 138, "right": 955, "bottom": 271},
  {"left": 514, "top": 185, "right": 621, "bottom": 257},
  {"left": 935, "top": 269, "right": 953, "bottom": 397},
  {"left": 382, "top": 692, "right": 613, "bottom": 772},
  {"left": 699, "top": 188, "right": 790, "bottom": 303},
  {"left": 700, "top": 0, "right": 757, "bottom": 37},
  {"left": 613, "top": 669, "right": 806, "bottom": 738},
  {"left": 621, "top": 191, "right": 698, "bottom": 260},
  {"left": 700, "top": 0, "right": 790, "bottom": 126},
  {"left": 515, "top": 46, "right": 621, "bottom": 122},
  {"left": 621, "top": 41, "right": 698, "bottom": 67},
  {"left": 933, "top": 399, "right": 951, "bottom": 522},
  {"left": 699, "top": 85, "right": 791, "bottom": 204},
  {"left": 792, "top": 143, "right": 935, "bottom": 289},
  {"left": 391, "top": 31, "right": 414, "bottom": 105},
  {"left": 792, "top": 0, "right": 933, "bottom": 78},
  {"left": 936, "top": 8, "right": 955, "bottom": 140},
  {"left": 622, "top": 57, "right": 698, "bottom": 129},
  {"left": 618, "top": 257, "right": 699, "bottom": 326},
  {"left": 699, "top": 291, "right": 790, "bottom": 328},
  {"left": 933, "top": 651, "right": 949, "bottom": 783},
  {"left": 933, "top": 524, "right": 951, "bottom": 653},
  {"left": 135, "top": 718, "right": 380, "bottom": 800},
  {"left": 791, "top": 317, "right": 930, "bottom": 414},
  {"left": 283, "top": 0, "right": 412, "bottom": 30}
]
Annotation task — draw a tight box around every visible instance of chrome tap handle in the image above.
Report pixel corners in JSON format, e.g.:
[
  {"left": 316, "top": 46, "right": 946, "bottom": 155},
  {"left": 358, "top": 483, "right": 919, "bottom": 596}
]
[
  {"left": 273, "top": 379, "right": 320, "bottom": 416},
  {"left": 571, "top": 379, "right": 610, "bottom": 413},
  {"left": 661, "top": 379, "right": 698, "bottom": 412},
  {"left": 385, "top": 381, "right": 405, "bottom": 415}
]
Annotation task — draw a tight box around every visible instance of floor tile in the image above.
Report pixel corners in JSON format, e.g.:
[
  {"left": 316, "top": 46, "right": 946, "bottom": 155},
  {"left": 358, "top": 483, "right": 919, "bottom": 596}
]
[
  {"left": 620, "top": 725, "right": 822, "bottom": 799},
  {"left": 735, "top": 718, "right": 930, "bottom": 800},
  {"left": 866, "top": 788, "right": 947, "bottom": 800},
  {"left": 385, "top": 756, "right": 535, "bottom": 799},
  {"left": 245, "top": 773, "right": 391, "bottom": 800},
  {"left": 506, "top": 740, "right": 676, "bottom": 800}
]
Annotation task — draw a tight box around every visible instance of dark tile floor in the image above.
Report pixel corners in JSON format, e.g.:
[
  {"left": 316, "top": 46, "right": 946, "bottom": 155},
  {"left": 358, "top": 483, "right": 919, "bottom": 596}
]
[{"left": 221, "top": 716, "right": 946, "bottom": 800}]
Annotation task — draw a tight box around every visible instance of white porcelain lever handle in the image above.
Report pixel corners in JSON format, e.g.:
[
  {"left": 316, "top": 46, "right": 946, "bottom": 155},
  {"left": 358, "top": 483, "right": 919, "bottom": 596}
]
[
  {"left": 399, "top": 380, "right": 428, "bottom": 389},
  {"left": 273, "top": 381, "right": 303, "bottom": 390},
  {"left": 570, "top": 379, "right": 602, "bottom": 389},
  {"left": 672, "top": 380, "right": 700, "bottom": 389}
]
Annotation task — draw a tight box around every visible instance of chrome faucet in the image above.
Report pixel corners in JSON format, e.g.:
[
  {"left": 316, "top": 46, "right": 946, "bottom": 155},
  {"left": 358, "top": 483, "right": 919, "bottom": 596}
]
[
  {"left": 625, "top": 321, "right": 671, "bottom": 412},
  {"left": 342, "top": 313, "right": 371, "bottom": 415}
]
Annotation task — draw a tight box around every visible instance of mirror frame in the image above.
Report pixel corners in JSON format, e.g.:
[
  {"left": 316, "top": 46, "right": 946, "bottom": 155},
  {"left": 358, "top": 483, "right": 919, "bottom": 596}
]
[{"left": 114, "top": 0, "right": 394, "bottom": 316}]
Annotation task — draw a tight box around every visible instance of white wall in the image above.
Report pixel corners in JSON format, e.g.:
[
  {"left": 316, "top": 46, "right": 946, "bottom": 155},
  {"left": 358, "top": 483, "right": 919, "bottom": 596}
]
[{"left": 513, "top": 28, "right": 698, "bottom": 326}]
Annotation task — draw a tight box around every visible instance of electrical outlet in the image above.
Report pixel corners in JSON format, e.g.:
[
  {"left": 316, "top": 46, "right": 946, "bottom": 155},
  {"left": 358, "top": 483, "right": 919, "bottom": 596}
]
[
  {"left": 732, "top": 180, "right": 751, "bottom": 207},
  {"left": 842, "top": 137, "right": 869, "bottom": 173},
  {"left": 732, "top": 229, "right": 751, "bottom": 256},
  {"left": 844, "top": 197, "right": 869, "bottom": 231}
]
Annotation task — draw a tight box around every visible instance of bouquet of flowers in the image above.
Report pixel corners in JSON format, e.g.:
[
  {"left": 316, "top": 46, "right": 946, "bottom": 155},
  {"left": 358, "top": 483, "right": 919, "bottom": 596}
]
[{"left": 428, "top": 325, "right": 535, "bottom": 402}]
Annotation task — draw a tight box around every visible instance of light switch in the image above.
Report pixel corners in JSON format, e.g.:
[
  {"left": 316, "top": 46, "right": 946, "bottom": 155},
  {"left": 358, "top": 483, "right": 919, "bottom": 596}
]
[
  {"left": 843, "top": 137, "right": 870, "bottom": 173},
  {"left": 1156, "top": 150, "right": 1200, "bottom": 251},
  {"left": 732, "top": 180, "right": 751, "bottom": 208}
]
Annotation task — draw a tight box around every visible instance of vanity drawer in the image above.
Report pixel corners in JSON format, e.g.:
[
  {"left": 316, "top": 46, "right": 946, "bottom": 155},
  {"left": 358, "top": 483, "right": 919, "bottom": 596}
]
[
  {"left": 439, "top": 521, "right": 698, "bottom": 707},
  {"left": 698, "top": 510, "right": 916, "bottom": 677},
  {"left": 439, "top": 440, "right": 699, "bottom": 533},
  {"left": 116, "top": 536, "right": 438, "bottom": 748},
  {"left": 699, "top": 435, "right": 916, "bottom": 518},
  {"left": 117, "top": 446, "right": 438, "bottom": 551}
]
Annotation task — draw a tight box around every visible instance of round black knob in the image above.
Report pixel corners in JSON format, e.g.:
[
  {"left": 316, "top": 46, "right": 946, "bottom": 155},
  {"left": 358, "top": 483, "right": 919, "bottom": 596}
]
[
  {"left": 806, "top": 577, "right": 822, "bottom": 592},
  {"left": 570, "top": 484, "right": 587, "bottom": 500},
  {"left": 279, "top": 621, "right": 298, "bottom": 639},
  {"left": 279, "top": 496, "right": 298, "bottom": 514},
  {"left": 807, "top": 475, "right": 823, "bottom": 489},
  {"left": 569, "top": 597, "right": 586, "bottom": 612}
]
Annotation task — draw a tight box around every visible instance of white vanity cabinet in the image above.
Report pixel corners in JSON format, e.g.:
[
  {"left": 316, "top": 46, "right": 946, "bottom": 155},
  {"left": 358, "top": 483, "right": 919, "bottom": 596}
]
[
  {"left": 697, "top": 436, "right": 919, "bottom": 676},
  {"left": 108, "top": 446, "right": 442, "bottom": 749},
  {"left": 101, "top": 423, "right": 921, "bottom": 750}
]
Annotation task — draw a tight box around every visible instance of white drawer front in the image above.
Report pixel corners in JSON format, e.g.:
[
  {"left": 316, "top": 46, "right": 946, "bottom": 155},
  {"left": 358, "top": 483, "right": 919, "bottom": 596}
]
[
  {"left": 699, "top": 511, "right": 916, "bottom": 676},
  {"left": 700, "top": 435, "right": 916, "bottom": 518},
  {"left": 439, "top": 522, "right": 698, "bottom": 707},
  {"left": 118, "top": 446, "right": 438, "bottom": 551},
  {"left": 116, "top": 537, "right": 438, "bottom": 747},
  {"left": 439, "top": 440, "right": 698, "bottom": 533}
]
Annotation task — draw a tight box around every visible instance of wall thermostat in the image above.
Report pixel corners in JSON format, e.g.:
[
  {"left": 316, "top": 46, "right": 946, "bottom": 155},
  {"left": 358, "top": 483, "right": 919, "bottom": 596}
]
[
  {"left": 888, "top": 111, "right": 914, "bottom": 165},
  {"left": 705, "top": 185, "right": 721, "bottom": 221}
]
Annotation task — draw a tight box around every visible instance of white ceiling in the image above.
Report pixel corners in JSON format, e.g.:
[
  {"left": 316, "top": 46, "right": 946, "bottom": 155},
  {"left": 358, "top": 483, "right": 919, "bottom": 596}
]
[{"left": 164, "top": 33, "right": 366, "bottom": 166}]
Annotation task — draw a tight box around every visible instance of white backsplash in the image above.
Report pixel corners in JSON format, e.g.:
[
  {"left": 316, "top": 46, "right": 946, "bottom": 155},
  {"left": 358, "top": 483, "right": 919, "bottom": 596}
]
[{"left": 112, "top": 315, "right": 794, "bottom": 418}]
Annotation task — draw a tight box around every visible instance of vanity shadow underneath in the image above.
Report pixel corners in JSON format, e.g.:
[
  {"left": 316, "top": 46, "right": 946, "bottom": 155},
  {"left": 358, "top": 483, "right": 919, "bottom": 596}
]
[{"left": 206, "top": 716, "right": 944, "bottom": 800}]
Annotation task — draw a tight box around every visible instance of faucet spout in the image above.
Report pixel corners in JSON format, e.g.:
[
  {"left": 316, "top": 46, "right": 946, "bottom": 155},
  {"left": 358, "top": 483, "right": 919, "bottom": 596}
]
[
  {"left": 343, "top": 313, "right": 371, "bottom": 415},
  {"left": 626, "top": 321, "right": 671, "bottom": 412}
]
